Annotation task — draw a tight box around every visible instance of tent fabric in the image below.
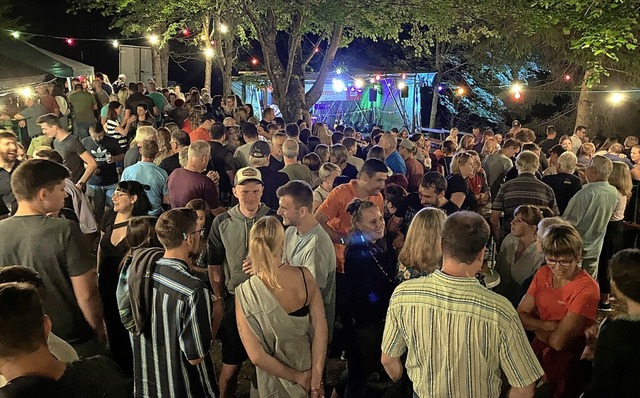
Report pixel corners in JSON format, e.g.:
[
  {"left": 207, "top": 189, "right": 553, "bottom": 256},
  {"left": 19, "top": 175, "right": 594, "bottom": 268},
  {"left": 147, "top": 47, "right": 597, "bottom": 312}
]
[
  {"left": 0, "top": 39, "right": 94, "bottom": 79},
  {"left": 0, "top": 54, "right": 49, "bottom": 94}
]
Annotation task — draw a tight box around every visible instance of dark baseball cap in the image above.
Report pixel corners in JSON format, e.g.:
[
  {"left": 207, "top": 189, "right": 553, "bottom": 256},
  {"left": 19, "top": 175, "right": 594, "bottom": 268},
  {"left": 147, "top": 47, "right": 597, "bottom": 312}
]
[
  {"left": 250, "top": 140, "right": 271, "bottom": 158},
  {"left": 200, "top": 113, "right": 216, "bottom": 123}
]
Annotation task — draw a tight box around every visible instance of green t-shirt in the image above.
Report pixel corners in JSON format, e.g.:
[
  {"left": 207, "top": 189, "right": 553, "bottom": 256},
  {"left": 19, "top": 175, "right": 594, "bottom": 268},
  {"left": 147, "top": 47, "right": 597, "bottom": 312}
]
[
  {"left": 147, "top": 92, "right": 166, "bottom": 123},
  {"left": 68, "top": 91, "right": 97, "bottom": 123}
]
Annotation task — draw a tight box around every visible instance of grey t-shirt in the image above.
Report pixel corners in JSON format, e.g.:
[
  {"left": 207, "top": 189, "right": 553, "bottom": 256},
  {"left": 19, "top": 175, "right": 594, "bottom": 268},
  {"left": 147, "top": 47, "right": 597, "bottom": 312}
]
[
  {"left": 0, "top": 215, "right": 95, "bottom": 344},
  {"left": 53, "top": 134, "right": 88, "bottom": 183},
  {"left": 280, "top": 164, "right": 313, "bottom": 185},
  {"left": 483, "top": 152, "right": 513, "bottom": 196},
  {"left": 17, "top": 102, "right": 48, "bottom": 137},
  {"left": 284, "top": 224, "right": 337, "bottom": 341}
]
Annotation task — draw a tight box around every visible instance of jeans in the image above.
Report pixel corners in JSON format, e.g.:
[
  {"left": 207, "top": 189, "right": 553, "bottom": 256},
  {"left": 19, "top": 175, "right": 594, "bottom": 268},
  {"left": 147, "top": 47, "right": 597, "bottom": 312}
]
[
  {"left": 74, "top": 120, "right": 93, "bottom": 140},
  {"left": 87, "top": 184, "right": 116, "bottom": 223}
]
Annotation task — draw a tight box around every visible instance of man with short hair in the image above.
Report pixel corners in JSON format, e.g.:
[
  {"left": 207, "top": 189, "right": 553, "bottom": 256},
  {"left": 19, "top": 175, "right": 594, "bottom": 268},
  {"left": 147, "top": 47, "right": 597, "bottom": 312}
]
[
  {"left": 542, "top": 151, "right": 582, "bottom": 215},
  {"left": 124, "top": 82, "right": 158, "bottom": 124},
  {"left": 119, "top": 208, "right": 219, "bottom": 397},
  {"left": 91, "top": 79, "right": 109, "bottom": 110},
  {"left": 81, "top": 124, "right": 124, "bottom": 222},
  {"left": 121, "top": 139, "right": 169, "bottom": 215},
  {"left": 208, "top": 123, "right": 236, "bottom": 206},
  {"left": 398, "top": 139, "right": 424, "bottom": 192},
  {"left": 269, "top": 131, "right": 287, "bottom": 171},
  {"left": 146, "top": 81, "right": 166, "bottom": 125},
  {"left": 94, "top": 72, "right": 113, "bottom": 95},
  {"left": 379, "top": 133, "right": 407, "bottom": 174},
  {"left": 248, "top": 140, "right": 289, "bottom": 211},
  {"left": 38, "top": 114, "right": 98, "bottom": 187},
  {"left": 285, "top": 123, "right": 310, "bottom": 160},
  {"left": 473, "top": 129, "right": 494, "bottom": 153},
  {"left": 604, "top": 143, "right": 633, "bottom": 168},
  {"left": 190, "top": 113, "right": 216, "bottom": 143},
  {"left": 0, "top": 131, "right": 19, "bottom": 214},
  {"left": 491, "top": 151, "right": 558, "bottom": 240},
  {"left": 343, "top": 137, "right": 364, "bottom": 172},
  {"left": 280, "top": 139, "right": 313, "bottom": 184},
  {"left": 0, "top": 159, "right": 106, "bottom": 355},
  {"left": 168, "top": 141, "right": 220, "bottom": 211},
  {"left": 623, "top": 135, "right": 638, "bottom": 158},
  {"left": 208, "top": 167, "right": 275, "bottom": 398},
  {"left": 160, "top": 129, "right": 190, "bottom": 176},
  {"left": 277, "top": 180, "right": 337, "bottom": 340},
  {"left": 388, "top": 171, "right": 459, "bottom": 237},
  {"left": 539, "top": 126, "right": 559, "bottom": 155},
  {"left": 234, "top": 122, "right": 260, "bottom": 167},
  {"left": 381, "top": 212, "right": 543, "bottom": 398},
  {"left": 563, "top": 155, "right": 619, "bottom": 278},
  {"left": 570, "top": 125, "right": 587, "bottom": 154},
  {"left": 259, "top": 107, "right": 274, "bottom": 131},
  {"left": 67, "top": 83, "right": 98, "bottom": 140},
  {"left": 0, "top": 283, "right": 129, "bottom": 397},
  {"left": 316, "top": 158, "right": 387, "bottom": 273},
  {"left": 483, "top": 138, "right": 521, "bottom": 198},
  {"left": 13, "top": 95, "right": 49, "bottom": 141},
  {"left": 168, "top": 99, "right": 189, "bottom": 128}
]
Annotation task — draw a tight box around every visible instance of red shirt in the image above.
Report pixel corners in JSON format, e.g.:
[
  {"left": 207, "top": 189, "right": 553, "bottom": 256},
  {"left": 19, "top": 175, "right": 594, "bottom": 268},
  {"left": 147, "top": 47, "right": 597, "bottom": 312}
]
[{"left": 189, "top": 127, "right": 210, "bottom": 143}]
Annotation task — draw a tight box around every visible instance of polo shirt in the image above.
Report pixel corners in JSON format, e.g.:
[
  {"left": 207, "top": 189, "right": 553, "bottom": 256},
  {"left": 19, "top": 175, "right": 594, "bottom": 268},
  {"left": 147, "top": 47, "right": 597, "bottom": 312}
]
[
  {"left": 492, "top": 173, "right": 558, "bottom": 235},
  {"left": 382, "top": 270, "right": 544, "bottom": 398},
  {"left": 316, "top": 180, "right": 383, "bottom": 273},
  {"left": 541, "top": 173, "right": 582, "bottom": 215},
  {"left": 563, "top": 181, "right": 618, "bottom": 260},
  {"left": 129, "top": 257, "right": 217, "bottom": 398},
  {"left": 385, "top": 150, "right": 407, "bottom": 174},
  {"left": 121, "top": 161, "right": 169, "bottom": 215},
  {"left": 167, "top": 168, "right": 219, "bottom": 209}
]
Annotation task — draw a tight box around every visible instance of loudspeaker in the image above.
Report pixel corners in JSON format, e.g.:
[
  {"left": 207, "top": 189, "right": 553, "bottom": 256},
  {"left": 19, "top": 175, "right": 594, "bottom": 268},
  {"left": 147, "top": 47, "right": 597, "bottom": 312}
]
[
  {"left": 369, "top": 88, "right": 378, "bottom": 102},
  {"left": 400, "top": 85, "right": 409, "bottom": 98}
]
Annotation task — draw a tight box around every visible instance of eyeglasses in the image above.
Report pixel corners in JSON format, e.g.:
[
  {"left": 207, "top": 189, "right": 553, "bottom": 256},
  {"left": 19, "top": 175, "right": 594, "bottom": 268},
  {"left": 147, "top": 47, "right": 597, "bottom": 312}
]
[
  {"left": 545, "top": 257, "right": 575, "bottom": 268},
  {"left": 183, "top": 228, "right": 206, "bottom": 240},
  {"left": 112, "top": 192, "right": 129, "bottom": 198}
]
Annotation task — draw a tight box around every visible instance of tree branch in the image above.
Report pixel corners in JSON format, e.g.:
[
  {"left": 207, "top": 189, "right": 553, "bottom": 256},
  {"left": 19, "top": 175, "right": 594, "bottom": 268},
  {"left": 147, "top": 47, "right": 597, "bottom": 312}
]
[
  {"left": 305, "top": 23, "right": 344, "bottom": 107},
  {"left": 283, "top": 9, "right": 305, "bottom": 96},
  {"left": 302, "top": 32, "right": 326, "bottom": 69}
]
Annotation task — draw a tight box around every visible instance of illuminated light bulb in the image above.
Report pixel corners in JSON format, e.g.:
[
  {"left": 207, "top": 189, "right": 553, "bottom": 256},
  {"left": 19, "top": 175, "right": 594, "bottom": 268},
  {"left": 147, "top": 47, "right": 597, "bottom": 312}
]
[
  {"left": 513, "top": 92, "right": 522, "bottom": 100},
  {"left": 336, "top": 67, "right": 342, "bottom": 75},
  {"left": 369, "top": 77, "right": 376, "bottom": 84},
  {"left": 11, "top": 31, "right": 20, "bottom": 39},
  {"left": 251, "top": 58, "right": 259, "bottom": 65},
  {"left": 314, "top": 47, "right": 319, "bottom": 53},
  {"left": 354, "top": 78, "right": 364, "bottom": 89},
  {"left": 609, "top": 92, "right": 624, "bottom": 104},
  {"left": 148, "top": 35, "right": 159, "bottom": 45},
  {"left": 511, "top": 84, "right": 522, "bottom": 93},
  {"left": 219, "top": 24, "right": 229, "bottom": 34},
  {"left": 437, "top": 85, "right": 443, "bottom": 92},
  {"left": 401, "top": 73, "right": 407, "bottom": 80},
  {"left": 66, "top": 38, "right": 74, "bottom": 46},
  {"left": 18, "top": 87, "right": 33, "bottom": 97},
  {"left": 397, "top": 81, "right": 407, "bottom": 90},
  {"left": 200, "top": 33, "right": 207, "bottom": 40},
  {"left": 457, "top": 87, "right": 465, "bottom": 96},
  {"left": 111, "top": 40, "right": 119, "bottom": 48},
  {"left": 332, "top": 79, "right": 345, "bottom": 92},
  {"left": 375, "top": 74, "right": 381, "bottom": 81},
  {"left": 204, "top": 48, "right": 214, "bottom": 58},
  {"left": 564, "top": 74, "right": 572, "bottom": 81},
  {"left": 182, "top": 28, "right": 190, "bottom": 37}
]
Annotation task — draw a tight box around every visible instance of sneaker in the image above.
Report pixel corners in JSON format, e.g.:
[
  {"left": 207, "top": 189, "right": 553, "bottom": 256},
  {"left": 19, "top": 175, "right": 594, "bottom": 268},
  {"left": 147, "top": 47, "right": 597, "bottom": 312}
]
[{"left": 599, "top": 302, "right": 612, "bottom": 312}]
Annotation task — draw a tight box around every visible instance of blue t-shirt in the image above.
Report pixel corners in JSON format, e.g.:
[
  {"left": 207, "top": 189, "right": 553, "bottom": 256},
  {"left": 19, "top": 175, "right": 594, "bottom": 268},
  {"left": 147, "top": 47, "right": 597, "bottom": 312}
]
[
  {"left": 385, "top": 150, "right": 407, "bottom": 174},
  {"left": 121, "top": 161, "right": 168, "bottom": 215}
]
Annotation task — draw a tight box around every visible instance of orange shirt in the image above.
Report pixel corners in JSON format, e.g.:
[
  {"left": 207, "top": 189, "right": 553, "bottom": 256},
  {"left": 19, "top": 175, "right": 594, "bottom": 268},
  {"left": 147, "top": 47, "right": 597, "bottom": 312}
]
[
  {"left": 189, "top": 127, "right": 210, "bottom": 143},
  {"left": 316, "top": 180, "right": 384, "bottom": 273}
]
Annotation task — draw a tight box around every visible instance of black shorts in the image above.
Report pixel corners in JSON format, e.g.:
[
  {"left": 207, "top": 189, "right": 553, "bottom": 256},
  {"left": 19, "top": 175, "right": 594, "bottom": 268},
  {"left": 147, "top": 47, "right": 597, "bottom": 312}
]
[{"left": 219, "top": 294, "right": 248, "bottom": 366}]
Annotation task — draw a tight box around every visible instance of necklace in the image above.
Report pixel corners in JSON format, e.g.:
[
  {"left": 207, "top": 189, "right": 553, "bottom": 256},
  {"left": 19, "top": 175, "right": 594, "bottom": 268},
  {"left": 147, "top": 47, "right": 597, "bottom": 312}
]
[{"left": 367, "top": 244, "right": 395, "bottom": 284}]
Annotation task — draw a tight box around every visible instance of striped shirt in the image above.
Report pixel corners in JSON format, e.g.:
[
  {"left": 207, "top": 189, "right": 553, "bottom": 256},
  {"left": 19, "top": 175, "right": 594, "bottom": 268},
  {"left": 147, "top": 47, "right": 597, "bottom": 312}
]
[
  {"left": 106, "top": 118, "right": 128, "bottom": 150},
  {"left": 492, "top": 173, "right": 558, "bottom": 234},
  {"left": 382, "top": 270, "right": 543, "bottom": 398},
  {"left": 131, "top": 258, "right": 217, "bottom": 398}
]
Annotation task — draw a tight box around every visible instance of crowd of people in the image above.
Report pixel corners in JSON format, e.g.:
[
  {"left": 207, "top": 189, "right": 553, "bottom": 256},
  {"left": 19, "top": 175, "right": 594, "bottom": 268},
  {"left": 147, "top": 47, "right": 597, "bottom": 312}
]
[{"left": 0, "top": 76, "right": 639, "bottom": 398}]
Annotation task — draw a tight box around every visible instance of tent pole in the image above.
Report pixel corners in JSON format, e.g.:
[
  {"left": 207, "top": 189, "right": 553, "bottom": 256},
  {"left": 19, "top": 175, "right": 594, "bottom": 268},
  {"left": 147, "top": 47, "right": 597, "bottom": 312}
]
[{"left": 382, "top": 77, "right": 409, "bottom": 128}]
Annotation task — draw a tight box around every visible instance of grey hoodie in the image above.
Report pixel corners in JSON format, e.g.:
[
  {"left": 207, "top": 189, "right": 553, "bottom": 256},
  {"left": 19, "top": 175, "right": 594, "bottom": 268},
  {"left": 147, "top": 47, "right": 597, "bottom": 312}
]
[{"left": 208, "top": 203, "right": 276, "bottom": 293}]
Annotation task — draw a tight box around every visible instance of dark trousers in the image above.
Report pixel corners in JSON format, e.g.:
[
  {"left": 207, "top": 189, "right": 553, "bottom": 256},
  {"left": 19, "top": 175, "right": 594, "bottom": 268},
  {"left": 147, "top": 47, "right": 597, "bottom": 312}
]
[
  {"left": 598, "top": 220, "right": 624, "bottom": 295},
  {"left": 344, "top": 321, "right": 384, "bottom": 398}
]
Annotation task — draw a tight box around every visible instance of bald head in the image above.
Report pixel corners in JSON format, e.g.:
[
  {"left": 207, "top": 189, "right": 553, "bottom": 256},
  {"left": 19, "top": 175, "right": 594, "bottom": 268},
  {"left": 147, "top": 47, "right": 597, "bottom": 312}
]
[{"left": 379, "top": 133, "right": 397, "bottom": 155}]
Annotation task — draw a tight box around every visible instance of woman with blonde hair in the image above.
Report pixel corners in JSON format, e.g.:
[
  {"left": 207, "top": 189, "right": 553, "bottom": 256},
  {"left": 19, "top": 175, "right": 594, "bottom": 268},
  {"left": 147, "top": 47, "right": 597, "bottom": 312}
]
[
  {"left": 446, "top": 127, "right": 459, "bottom": 144},
  {"left": 182, "top": 104, "right": 205, "bottom": 133},
  {"left": 445, "top": 152, "right": 477, "bottom": 210},
  {"left": 153, "top": 127, "right": 172, "bottom": 166},
  {"left": 481, "top": 137, "right": 499, "bottom": 158},
  {"left": 578, "top": 142, "right": 596, "bottom": 165},
  {"left": 458, "top": 134, "right": 475, "bottom": 152},
  {"left": 313, "top": 162, "right": 341, "bottom": 212},
  {"left": 314, "top": 123, "right": 332, "bottom": 146},
  {"left": 397, "top": 207, "right": 445, "bottom": 281},
  {"left": 235, "top": 216, "right": 327, "bottom": 397},
  {"left": 598, "top": 161, "right": 633, "bottom": 311}
]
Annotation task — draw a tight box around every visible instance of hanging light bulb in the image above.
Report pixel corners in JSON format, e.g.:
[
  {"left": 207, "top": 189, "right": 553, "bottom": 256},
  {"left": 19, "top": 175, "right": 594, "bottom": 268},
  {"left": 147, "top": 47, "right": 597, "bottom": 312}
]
[
  {"left": 354, "top": 78, "right": 365, "bottom": 89},
  {"left": 219, "top": 24, "right": 229, "bottom": 34},
  {"left": 148, "top": 35, "right": 159, "bottom": 45},
  {"left": 11, "top": 31, "right": 20, "bottom": 39},
  {"left": 111, "top": 40, "right": 119, "bottom": 48},
  {"left": 66, "top": 38, "right": 74, "bottom": 46},
  {"left": 251, "top": 58, "right": 259, "bottom": 65},
  {"left": 204, "top": 48, "right": 214, "bottom": 58}
]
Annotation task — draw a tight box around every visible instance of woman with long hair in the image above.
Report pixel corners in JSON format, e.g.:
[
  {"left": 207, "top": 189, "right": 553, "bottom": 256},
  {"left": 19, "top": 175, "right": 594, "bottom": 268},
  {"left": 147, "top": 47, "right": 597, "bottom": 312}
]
[
  {"left": 446, "top": 127, "right": 459, "bottom": 144},
  {"left": 182, "top": 104, "right": 205, "bottom": 133},
  {"left": 598, "top": 161, "right": 633, "bottom": 311},
  {"left": 52, "top": 83, "right": 70, "bottom": 129},
  {"left": 494, "top": 205, "right": 545, "bottom": 307},
  {"left": 397, "top": 207, "right": 445, "bottom": 281},
  {"left": 154, "top": 127, "right": 172, "bottom": 166},
  {"left": 458, "top": 134, "right": 476, "bottom": 152},
  {"left": 132, "top": 103, "right": 156, "bottom": 129},
  {"left": 466, "top": 150, "right": 491, "bottom": 215},
  {"left": 481, "top": 137, "right": 499, "bottom": 159},
  {"left": 315, "top": 123, "right": 332, "bottom": 146},
  {"left": 185, "top": 199, "right": 212, "bottom": 278},
  {"left": 343, "top": 200, "right": 397, "bottom": 397},
  {"left": 235, "top": 216, "right": 328, "bottom": 397},
  {"left": 104, "top": 101, "right": 134, "bottom": 152},
  {"left": 97, "top": 181, "right": 152, "bottom": 376}
]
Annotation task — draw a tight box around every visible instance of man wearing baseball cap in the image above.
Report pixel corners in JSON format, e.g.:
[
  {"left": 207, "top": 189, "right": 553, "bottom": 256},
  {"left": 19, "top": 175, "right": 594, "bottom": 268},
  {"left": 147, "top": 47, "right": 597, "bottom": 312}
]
[
  {"left": 246, "top": 140, "right": 289, "bottom": 211},
  {"left": 207, "top": 165, "right": 276, "bottom": 397}
]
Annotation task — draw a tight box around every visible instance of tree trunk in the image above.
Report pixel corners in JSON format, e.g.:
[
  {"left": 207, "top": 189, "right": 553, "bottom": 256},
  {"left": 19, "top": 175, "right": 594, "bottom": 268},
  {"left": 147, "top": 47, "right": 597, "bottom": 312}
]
[
  {"left": 160, "top": 45, "right": 169, "bottom": 87},
  {"left": 152, "top": 46, "right": 163, "bottom": 87},
  {"left": 575, "top": 70, "right": 598, "bottom": 133},
  {"left": 429, "top": 71, "right": 441, "bottom": 128},
  {"left": 305, "top": 23, "right": 344, "bottom": 108},
  {"left": 205, "top": 57, "right": 212, "bottom": 93}
]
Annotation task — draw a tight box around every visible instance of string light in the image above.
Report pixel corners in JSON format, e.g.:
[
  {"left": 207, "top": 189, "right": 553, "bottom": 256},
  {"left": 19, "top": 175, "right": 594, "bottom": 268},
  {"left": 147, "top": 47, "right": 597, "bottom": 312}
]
[
  {"left": 401, "top": 73, "right": 407, "bottom": 80},
  {"left": 219, "top": 24, "right": 228, "bottom": 34},
  {"left": 457, "top": 87, "right": 466, "bottom": 96},
  {"left": 369, "top": 77, "right": 376, "bottom": 84},
  {"left": 251, "top": 58, "right": 259, "bottom": 65},
  {"left": 148, "top": 35, "right": 159, "bottom": 45},
  {"left": 609, "top": 92, "right": 624, "bottom": 104},
  {"left": 510, "top": 84, "right": 522, "bottom": 93},
  {"left": 66, "top": 38, "right": 74, "bottom": 45},
  {"left": 375, "top": 74, "right": 381, "bottom": 81},
  {"left": 437, "top": 85, "right": 443, "bottom": 92},
  {"left": 204, "top": 47, "right": 214, "bottom": 58},
  {"left": 18, "top": 87, "right": 33, "bottom": 97},
  {"left": 397, "top": 81, "right": 406, "bottom": 90},
  {"left": 314, "top": 47, "right": 319, "bottom": 53},
  {"left": 182, "top": 28, "right": 191, "bottom": 37},
  {"left": 336, "top": 67, "right": 343, "bottom": 74},
  {"left": 111, "top": 40, "right": 119, "bottom": 48},
  {"left": 11, "top": 31, "right": 20, "bottom": 39},
  {"left": 513, "top": 91, "right": 522, "bottom": 100},
  {"left": 354, "top": 78, "right": 364, "bottom": 89},
  {"left": 564, "top": 74, "right": 572, "bottom": 81}
]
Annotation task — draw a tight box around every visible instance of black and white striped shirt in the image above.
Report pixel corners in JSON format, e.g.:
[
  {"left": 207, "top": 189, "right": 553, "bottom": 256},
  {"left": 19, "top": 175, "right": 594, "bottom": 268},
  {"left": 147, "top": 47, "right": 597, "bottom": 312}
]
[
  {"left": 106, "top": 118, "right": 128, "bottom": 150},
  {"left": 131, "top": 257, "right": 217, "bottom": 398}
]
